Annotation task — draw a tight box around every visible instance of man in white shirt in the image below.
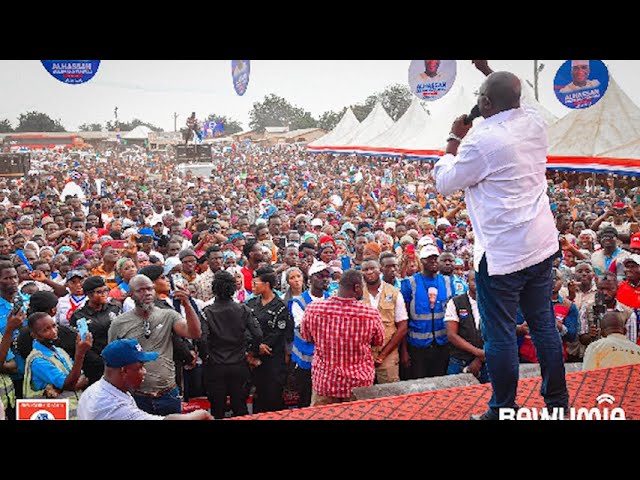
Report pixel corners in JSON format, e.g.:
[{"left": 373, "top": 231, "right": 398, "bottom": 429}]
[
  {"left": 77, "top": 338, "right": 212, "bottom": 420},
  {"left": 583, "top": 311, "right": 640, "bottom": 371},
  {"left": 361, "top": 259, "right": 408, "bottom": 384},
  {"left": 433, "top": 60, "right": 568, "bottom": 420},
  {"left": 444, "top": 270, "right": 488, "bottom": 383}
]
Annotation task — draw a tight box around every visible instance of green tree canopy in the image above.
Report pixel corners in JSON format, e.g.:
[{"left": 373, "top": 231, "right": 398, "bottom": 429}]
[
  {"left": 78, "top": 122, "right": 103, "bottom": 132},
  {"left": 317, "top": 108, "right": 346, "bottom": 131},
  {"left": 316, "top": 84, "right": 412, "bottom": 132},
  {"left": 0, "top": 119, "right": 13, "bottom": 133},
  {"left": 249, "top": 94, "right": 317, "bottom": 132},
  {"left": 16, "top": 111, "right": 66, "bottom": 132}
]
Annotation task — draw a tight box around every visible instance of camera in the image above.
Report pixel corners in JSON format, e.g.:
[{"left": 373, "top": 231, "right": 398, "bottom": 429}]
[{"left": 592, "top": 291, "right": 606, "bottom": 338}]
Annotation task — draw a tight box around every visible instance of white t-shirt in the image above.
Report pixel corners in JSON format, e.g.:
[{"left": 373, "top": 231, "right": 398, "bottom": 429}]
[
  {"left": 291, "top": 292, "right": 324, "bottom": 328},
  {"left": 365, "top": 284, "right": 408, "bottom": 323},
  {"left": 77, "top": 377, "right": 164, "bottom": 420},
  {"left": 444, "top": 295, "right": 481, "bottom": 330}
]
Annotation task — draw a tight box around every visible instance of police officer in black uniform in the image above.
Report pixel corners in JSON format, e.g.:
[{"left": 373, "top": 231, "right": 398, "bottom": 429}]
[{"left": 247, "top": 266, "right": 294, "bottom": 413}]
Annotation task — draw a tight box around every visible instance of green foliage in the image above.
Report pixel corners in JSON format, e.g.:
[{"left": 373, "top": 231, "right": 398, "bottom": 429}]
[
  {"left": 317, "top": 108, "right": 346, "bottom": 131},
  {"left": 16, "top": 111, "right": 66, "bottom": 132},
  {"left": 78, "top": 123, "right": 103, "bottom": 132},
  {"left": 0, "top": 119, "right": 13, "bottom": 133},
  {"left": 316, "top": 84, "right": 412, "bottom": 132},
  {"left": 249, "top": 94, "right": 317, "bottom": 132}
]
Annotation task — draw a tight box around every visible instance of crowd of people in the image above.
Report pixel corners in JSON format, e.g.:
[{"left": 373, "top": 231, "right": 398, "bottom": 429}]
[{"left": 0, "top": 120, "right": 639, "bottom": 420}]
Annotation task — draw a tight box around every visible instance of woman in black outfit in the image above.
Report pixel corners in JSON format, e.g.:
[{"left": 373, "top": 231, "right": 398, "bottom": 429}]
[
  {"left": 201, "top": 270, "right": 262, "bottom": 419},
  {"left": 247, "top": 267, "right": 294, "bottom": 414}
]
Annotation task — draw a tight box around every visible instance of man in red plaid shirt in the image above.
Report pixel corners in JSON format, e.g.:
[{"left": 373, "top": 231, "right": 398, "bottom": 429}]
[{"left": 301, "top": 269, "right": 385, "bottom": 407}]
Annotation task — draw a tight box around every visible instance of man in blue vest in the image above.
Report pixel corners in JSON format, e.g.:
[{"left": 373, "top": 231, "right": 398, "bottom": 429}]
[
  {"left": 289, "top": 260, "right": 331, "bottom": 408},
  {"left": 401, "top": 244, "right": 455, "bottom": 379}
]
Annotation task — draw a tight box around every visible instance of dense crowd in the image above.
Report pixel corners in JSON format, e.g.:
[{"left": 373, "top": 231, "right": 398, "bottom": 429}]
[{"left": 0, "top": 141, "right": 638, "bottom": 420}]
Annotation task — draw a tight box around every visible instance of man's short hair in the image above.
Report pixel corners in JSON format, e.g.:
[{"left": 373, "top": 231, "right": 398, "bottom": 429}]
[{"left": 339, "top": 269, "right": 363, "bottom": 290}]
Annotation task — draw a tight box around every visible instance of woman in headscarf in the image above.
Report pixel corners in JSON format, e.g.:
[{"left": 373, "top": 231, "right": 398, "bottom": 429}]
[
  {"left": 282, "top": 266, "right": 304, "bottom": 304},
  {"left": 108, "top": 257, "right": 137, "bottom": 304},
  {"left": 227, "top": 266, "right": 250, "bottom": 303}
]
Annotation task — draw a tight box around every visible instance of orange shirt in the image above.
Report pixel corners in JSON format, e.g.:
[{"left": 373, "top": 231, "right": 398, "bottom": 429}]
[{"left": 92, "top": 264, "right": 118, "bottom": 291}]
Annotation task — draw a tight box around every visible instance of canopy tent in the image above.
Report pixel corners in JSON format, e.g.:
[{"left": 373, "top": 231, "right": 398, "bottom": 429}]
[
  {"left": 123, "top": 125, "right": 152, "bottom": 140},
  {"left": 307, "top": 78, "right": 560, "bottom": 161},
  {"left": 306, "top": 108, "right": 360, "bottom": 153},
  {"left": 341, "top": 101, "right": 394, "bottom": 150},
  {"left": 547, "top": 77, "right": 640, "bottom": 176},
  {"left": 520, "top": 79, "right": 558, "bottom": 126}
]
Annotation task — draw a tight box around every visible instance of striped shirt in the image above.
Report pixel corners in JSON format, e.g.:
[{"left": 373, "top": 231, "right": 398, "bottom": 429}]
[{"left": 300, "top": 296, "right": 384, "bottom": 398}]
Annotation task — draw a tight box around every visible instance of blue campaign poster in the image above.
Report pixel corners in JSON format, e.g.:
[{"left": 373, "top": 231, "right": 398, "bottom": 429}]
[
  {"left": 408, "top": 60, "right": 457, "bottom": 101},
  {"left": 232, "top": 60, "right": 250, "bottom": 96},
  {"left": 553, "top": 60, "right": 609, "bottom": 109},
  {"left": 41, "top": 60, "right": 101, "bottom": 85}
]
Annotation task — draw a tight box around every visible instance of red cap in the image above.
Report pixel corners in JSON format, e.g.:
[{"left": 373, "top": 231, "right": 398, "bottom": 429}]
[
  {"left": 406, "top": 244, "right": 416, "bottom": 255},
  {"left": 613, "top": 202, "right": 626, "bottom": 209},
  {"left": 631, "top": 232, "right": 640, "bottom": 249}
]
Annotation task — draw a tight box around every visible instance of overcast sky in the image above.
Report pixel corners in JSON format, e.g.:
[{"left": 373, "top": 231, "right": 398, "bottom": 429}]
[{"left": 1, "top": 60, "right": 637, "bottom": 132}]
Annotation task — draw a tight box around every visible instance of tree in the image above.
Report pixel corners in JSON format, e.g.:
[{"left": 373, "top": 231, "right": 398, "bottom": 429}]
[
  {"left": 350, "top": 83, "right": 413, "bottom": 123},
  {"left": 204, "top": 114, "right": 243, "bottom": 135},
  {"left": 0, "top": 119, "right": 13, "bottom": 133},
  {"left": 317, "top": 108, "right": 346, "bottom": 131},
  {"left": 78, "top": 122, "right": 103, "bottom": 132},
  {"left": 16, "top": 111, "right": 66, "bottom": 132},
  {"left": 290, "top": 110, "right": 317, "bottom": 130},
  {"left": 374, "top": 83, "right": 413, "bottom": 121},
  {"left": 249, "top": 94, "right": 316, "bottom": 132}
]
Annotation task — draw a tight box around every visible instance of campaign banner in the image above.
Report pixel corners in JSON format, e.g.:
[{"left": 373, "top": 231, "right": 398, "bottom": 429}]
[
  {"left": 17, "top": 399, "right": 69, "bottom": 420},
  {"left": 408, "top": 60, "right": 456, "bottom": 101},
  {"left": 232, "top": 60, "right": 250, "bottom": 96},
  {"left": 554, "top": 60, "right": 609, "bottom": 109},
  {"left": 41, "top": 60, "right": 101, "bottom": 85}
]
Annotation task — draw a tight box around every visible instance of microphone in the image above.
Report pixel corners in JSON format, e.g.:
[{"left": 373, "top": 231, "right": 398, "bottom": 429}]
[{"left": 463, "top": 105, "right": 481, "bottom": 125}]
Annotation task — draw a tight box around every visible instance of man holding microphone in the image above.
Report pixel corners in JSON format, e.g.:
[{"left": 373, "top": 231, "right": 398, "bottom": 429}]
[{"left": 433, "top": 60, "right": 569, "bottom": 420}]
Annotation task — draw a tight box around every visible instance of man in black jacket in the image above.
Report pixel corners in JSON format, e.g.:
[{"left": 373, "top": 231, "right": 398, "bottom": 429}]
[
  {"left": 444, "top": 270, "right": 489, "bottom": 383},
  {"left": 201, "top": 270, "right": 262, "bottom": 419},
  {"left": 69, "top": 276, "right": 121, "bottom": 385}
]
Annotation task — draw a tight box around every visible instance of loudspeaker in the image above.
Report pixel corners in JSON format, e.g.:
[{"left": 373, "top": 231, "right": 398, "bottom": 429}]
[
  {"left": 0, "top": 153, "right": 30, "bottom": 177},
  {"left": 175, "top": 144, "right": 211, "bottom": 161}
]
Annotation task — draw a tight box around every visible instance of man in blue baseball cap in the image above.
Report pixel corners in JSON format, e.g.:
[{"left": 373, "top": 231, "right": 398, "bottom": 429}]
[{"left": 77, "top": 339, "right": 212, "bottom": 420}]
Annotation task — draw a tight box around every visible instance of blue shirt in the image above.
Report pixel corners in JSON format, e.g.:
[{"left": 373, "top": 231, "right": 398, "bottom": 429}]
[
  {"left": 0, "top": 294, "right": 29, "bottom": 378},
  {"left": 29, "top": 340, "right": 73, "bottom": 391},
  {"left": 604, "top": 247, "right": 622, "bottom": 272},
  {"left": 452, "top": 275, "right": 469, "bottom": 296}
]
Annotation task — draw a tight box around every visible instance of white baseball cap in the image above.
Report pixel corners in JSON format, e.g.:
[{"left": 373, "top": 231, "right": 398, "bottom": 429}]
[
  {"left": 308, "top": 260, "right": 331, "bottom": 276},
  {"left": 419, "top": 245, "right": 440, "bottom": 259},
  {"left": 311, "top": 218, "right": 323, "bottom": 227}
]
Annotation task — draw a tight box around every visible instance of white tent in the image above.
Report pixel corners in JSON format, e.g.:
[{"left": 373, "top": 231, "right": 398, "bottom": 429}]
[
  {"left": 420, "top": 84, "right": 481, "bottom": 152},
  {"left": 547, "top": 77, "right": 640, "bottom": 175},
  {"left": 306, "top": 108, "right": 360, "bottom": 153},
  {"left": 341, "top": 101, "right": 394, "bottom": 149},
  {"left": 361, "top": 96, "right": 440, "bottom": 159},
  {"left": 520, "top": 80, "right": 558, "bottom": 126},
  {"left": 123, "top": 125, "right": 152, "bottom": 140}
]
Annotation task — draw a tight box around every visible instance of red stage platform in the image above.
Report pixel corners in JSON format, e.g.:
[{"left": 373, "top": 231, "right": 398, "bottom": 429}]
[{"left": 240, "top": 364, "right": 640, "bottom": 420}]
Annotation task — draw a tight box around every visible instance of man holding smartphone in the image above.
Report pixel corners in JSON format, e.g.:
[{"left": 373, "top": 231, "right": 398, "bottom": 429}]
[{"left": 70, "top": 276, "right": 122, "bottom": 386}]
